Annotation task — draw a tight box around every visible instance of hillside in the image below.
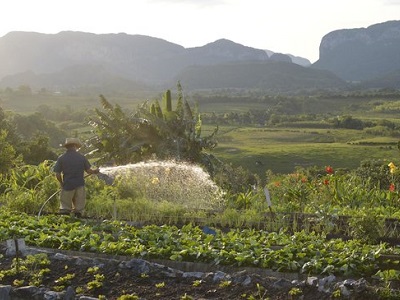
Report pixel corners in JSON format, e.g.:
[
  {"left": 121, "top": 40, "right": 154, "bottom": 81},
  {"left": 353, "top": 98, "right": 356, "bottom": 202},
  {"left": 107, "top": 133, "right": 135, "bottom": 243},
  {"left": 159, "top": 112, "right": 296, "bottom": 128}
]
[
  {"left": 313, "top": 20, "right": 400, "bottom": 82},
  {"left": 176, "top": 61, "right": 346, "bottom": 91},
  {"left": 0, "top": 31, "right": 341, "bottom": 93}
]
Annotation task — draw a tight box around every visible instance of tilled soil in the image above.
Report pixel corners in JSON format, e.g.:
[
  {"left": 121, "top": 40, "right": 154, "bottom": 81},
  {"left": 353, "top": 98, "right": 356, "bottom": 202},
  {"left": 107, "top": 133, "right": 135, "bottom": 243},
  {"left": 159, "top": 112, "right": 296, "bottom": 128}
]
[{"left": 0, "top": 245, "right": 381, "bottom": 300}]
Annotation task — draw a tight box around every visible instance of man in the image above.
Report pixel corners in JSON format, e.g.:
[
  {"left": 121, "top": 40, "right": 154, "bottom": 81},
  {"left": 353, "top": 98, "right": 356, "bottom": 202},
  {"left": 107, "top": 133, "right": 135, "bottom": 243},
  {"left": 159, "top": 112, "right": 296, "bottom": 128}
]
[{"left": 53, "top": 138, "right": 99, "bottom": 217}]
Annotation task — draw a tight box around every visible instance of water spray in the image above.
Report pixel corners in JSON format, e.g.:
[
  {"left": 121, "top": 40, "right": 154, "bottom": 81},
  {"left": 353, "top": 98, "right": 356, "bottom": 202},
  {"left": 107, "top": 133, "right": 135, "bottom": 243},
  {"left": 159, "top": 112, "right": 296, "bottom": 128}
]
[{"left": 98, "top": 160, "right": 224, "bottom": 211}]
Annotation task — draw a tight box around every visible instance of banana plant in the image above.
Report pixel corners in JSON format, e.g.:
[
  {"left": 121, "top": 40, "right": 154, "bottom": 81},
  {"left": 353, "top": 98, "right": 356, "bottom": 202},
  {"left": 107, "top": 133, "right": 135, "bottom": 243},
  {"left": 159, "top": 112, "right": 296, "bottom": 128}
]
[{"left": 87, "top": 83, "right": 218, "bottom": 169}]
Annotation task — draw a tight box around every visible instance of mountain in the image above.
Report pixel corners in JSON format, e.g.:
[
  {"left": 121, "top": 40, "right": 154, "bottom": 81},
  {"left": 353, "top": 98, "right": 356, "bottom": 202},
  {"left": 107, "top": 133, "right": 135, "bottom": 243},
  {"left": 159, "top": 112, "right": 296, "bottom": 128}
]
[
  {"left": 264, "top": 49, "right": 311, "bottom": 67},
  {"left": 0, "top": 31, "right": 340, "bottom": 92},
  {"left": 0, "top": 64, "right": 148, "bottom": 94},
  {"left": 175, "top": 61, "right": 345, "bottom": 91},
  {"left": 312, "top": 20, "right": 400, "bottom": 82},
  {"left": 0, "top": 31, "right": 187, "bottom": 86},
  {"left": 356, "top": 69, "right": 400, "bottom": 89}
]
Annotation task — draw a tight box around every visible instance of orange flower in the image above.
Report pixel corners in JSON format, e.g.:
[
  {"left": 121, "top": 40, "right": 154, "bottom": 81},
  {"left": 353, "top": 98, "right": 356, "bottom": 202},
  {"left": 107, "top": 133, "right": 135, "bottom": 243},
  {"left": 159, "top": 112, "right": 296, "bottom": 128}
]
[
  {"left": 324, "top": 179, "right": 330, "bottom": 185},
  {"left": 389, "top": 183, "right": 395, "bottom": 192},
  {"left": 325, "top": 166, "right": 334, "bottom": 174},
  {"left": 274, "top": 181, "right": 281, "bottom": 187}
]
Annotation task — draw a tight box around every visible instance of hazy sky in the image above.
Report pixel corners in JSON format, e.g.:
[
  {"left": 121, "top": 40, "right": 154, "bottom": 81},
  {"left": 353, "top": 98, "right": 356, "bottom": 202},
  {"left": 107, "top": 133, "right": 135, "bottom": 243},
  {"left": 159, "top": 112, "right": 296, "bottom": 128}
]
[{"left": 1, "top": 0, "right": 399, "bottom": 63}]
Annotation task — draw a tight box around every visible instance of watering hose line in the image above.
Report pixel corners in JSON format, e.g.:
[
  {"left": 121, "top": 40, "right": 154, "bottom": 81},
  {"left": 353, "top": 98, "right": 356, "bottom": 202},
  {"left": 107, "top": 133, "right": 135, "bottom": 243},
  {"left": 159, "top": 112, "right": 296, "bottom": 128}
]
[
  {"left": 37, "top": 189, "right": 62, "bottom": 219},
  {"left": 37, "top": 173, "right": 92, "bottom": 219},
  {"left": 37, "top": 172, "right": 114, "bottom": 219}
]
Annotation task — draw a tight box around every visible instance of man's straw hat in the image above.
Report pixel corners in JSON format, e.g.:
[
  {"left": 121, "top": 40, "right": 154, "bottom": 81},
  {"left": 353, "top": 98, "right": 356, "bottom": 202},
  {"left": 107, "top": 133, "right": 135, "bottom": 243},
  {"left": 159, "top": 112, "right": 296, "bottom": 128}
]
[{"left": 62, "top": 138, "right": 82, "bottom": 148}]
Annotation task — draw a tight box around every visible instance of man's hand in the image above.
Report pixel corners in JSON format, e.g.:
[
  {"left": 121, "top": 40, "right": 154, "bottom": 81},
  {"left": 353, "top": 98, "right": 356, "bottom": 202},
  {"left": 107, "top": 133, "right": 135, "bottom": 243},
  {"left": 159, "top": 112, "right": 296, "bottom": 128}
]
[{"left": 87, "top": 168, "right": 100, "bottom": 175}]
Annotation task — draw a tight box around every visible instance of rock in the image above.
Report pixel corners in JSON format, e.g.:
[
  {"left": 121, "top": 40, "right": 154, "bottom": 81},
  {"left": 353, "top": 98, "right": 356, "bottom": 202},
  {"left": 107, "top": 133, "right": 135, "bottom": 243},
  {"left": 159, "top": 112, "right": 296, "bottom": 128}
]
[
  {"left": 213, "top": 271, "right": 229, "bottom": 283},
  {"left": 119, "top": 258, "right": 151, "bottom": 274},
  {"left": 183, "top": 271, "right": 205, "bottom": 279},
  {"left": 53, "top": 253, "right": 70, "bottom": 260},
  {"left": 43, "top": 290, "right": 60, "bottom": 300},
  {"left": 64, "top": 286, "right": 75, "bottom": 300},
  {"left": 273, "top": 278, "right": 292, "bottom": 289},
  {"left": 318, "top": 274, "right": 336, "bottom": 292},
  {"left": 12, "top": 286, "right": 40, "bottom": 297},
  {"left": 306, "top": 276, "right": 319, "bottom": 286},
  {"left": 0, "top": 285, "right": 11, "bottom": 300}
]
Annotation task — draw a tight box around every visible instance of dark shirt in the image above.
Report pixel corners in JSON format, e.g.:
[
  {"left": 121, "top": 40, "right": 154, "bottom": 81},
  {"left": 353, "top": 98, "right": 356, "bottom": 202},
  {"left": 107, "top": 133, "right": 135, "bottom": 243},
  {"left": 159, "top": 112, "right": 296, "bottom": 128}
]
[{"left": 53, "top": 149, "right": 91, "bottom": 191}]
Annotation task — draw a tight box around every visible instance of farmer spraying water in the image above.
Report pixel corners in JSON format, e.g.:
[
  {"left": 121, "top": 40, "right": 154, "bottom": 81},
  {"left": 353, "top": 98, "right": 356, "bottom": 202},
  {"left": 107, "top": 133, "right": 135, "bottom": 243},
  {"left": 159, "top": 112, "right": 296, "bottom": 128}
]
[{"left": 53, "top": 138, "right": 100, "bottom": 217}]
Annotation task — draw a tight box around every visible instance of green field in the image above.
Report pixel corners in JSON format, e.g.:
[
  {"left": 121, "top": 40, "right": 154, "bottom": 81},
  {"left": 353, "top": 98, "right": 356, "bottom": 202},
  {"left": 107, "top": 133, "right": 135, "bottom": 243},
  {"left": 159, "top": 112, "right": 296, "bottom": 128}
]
[{"left": 209, "top": 126, "right": 398, "bottom": 177}]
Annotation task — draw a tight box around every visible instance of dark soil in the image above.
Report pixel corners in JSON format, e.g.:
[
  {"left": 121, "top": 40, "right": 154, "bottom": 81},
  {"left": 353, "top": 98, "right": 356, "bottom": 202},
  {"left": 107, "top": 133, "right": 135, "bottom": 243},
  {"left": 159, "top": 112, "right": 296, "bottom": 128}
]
[{"left": 0, "top": 245, "right": 382, "bottom": 300}]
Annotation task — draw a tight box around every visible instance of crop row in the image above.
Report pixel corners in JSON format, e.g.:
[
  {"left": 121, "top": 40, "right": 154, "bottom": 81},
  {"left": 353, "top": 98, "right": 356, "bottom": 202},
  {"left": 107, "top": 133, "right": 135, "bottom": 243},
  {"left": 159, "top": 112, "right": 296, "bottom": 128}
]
[{"left": 1, "top": 210, "right": 399, "bottom": 279}]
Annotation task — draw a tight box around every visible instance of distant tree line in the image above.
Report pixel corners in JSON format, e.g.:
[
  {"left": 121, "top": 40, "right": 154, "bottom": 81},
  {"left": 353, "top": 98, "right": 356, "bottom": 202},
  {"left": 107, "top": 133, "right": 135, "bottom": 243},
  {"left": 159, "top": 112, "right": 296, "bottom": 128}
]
[{"left": 0, "top": 106, "right": 66, "bottom": 174}]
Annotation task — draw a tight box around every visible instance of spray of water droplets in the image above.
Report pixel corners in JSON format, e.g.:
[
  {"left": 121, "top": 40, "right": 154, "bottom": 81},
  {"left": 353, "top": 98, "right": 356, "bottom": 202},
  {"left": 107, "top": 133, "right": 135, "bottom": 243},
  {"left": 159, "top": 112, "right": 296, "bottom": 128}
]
[{"left": 100, "top": 160, "right": 225, "bottom": 210}]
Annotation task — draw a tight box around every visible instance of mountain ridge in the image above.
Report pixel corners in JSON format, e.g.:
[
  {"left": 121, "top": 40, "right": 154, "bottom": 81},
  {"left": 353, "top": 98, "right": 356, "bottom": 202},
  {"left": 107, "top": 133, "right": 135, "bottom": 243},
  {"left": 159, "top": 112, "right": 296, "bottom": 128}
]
[
  {"left": 0, "top": 20, "right": 399, "bottom": 92},
  {"left": 0, "top": 31, "right": 319, "bottom": 92},
  {"left": 313, "top": 20, "right": 400, "bottom": 82}
]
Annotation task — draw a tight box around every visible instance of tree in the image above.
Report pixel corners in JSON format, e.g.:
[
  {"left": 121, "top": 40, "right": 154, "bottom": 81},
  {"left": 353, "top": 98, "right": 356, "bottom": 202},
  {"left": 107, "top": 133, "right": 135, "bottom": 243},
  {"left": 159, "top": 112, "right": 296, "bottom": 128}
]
[
  {"left": 86, "top": 95, "right": 163, "bottom": 165},
  {"left": 11, "top": 112, "right": 67, "bottom": 147},
  {"left": 19, "top": 134, "right": 58, "bottom": 165},
  {"left": 0, "top": 106, "right": 61, "bottom": 167},
  {"left": 87, "top": 84, "right": 218, "bottom": 169},
  {"left": 0, "top": 130, "right": 21, "bottom": 175},
  {"left": 0, "top": 106, "right": 20, "bottom": 146}
]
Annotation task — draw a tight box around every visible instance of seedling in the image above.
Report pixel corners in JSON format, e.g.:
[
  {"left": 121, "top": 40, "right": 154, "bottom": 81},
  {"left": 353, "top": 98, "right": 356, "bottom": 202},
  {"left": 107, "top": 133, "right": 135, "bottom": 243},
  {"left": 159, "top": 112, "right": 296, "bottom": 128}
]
[
  {"left": 192, "top": 280, "right": 202, "bottom": 287},
  {"left": 288, "top": 287, "right": 302, "bottom": 296},
  {"left": 219, "top": 280, "right": 232, "bottom": 288}
]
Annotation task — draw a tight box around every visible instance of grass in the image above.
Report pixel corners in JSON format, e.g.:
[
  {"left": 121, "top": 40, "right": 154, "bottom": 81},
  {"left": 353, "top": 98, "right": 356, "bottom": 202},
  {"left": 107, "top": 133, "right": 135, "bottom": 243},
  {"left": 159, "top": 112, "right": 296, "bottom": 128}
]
[{"left": 210, "top": 126, "right": 398, "bottom": 177}]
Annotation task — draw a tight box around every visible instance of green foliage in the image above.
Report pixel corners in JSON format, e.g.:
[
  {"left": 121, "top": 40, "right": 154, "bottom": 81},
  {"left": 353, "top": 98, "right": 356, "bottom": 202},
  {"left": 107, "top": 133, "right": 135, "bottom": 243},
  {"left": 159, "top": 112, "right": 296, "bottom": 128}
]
[
  {"left": 54, "top": 273, "right": 76, "bottom": 287},
  {"left": 117, "top": 295, "right": 140, "bottom": 300},
  {"left": 87, "top": 94, "right": 162, "bottom": 164},
  {"left": 0, "top": 106, "right": 63, "bottom": 167},
  {"left": 0, "top": 253, "right": 51, "bottom": 287},
  {"left": 0, "top": 212, "right": 393, "bottom": 277},
  {"left": 0, "top": 161, "right": 59, "bottom": 213},
  {"left": 212, "top": 163, "right": 259, "bottom": 195},
  {"left": 11, "top": 112, "right": 66, "bottom": 148},
  {"left": 87, "top": 86, "right": 218, "bottom": 173},
  {"left": 19, "top": 134, "right": 58, "bottom": 165},
  {"left": 374, "top": 269, "right": 400, "bottom": 299},
  {"left": 0, "top": 129, "right": 21, "bottom": 175},
  {"left": 355, "top": 159, "right": 394, "bottom": 190},
  {"left": 163, "top": 89, "right": 172, "bottom": 112},
  {"left": 349, "top": 211, "right": 385, "bottom": 244}
]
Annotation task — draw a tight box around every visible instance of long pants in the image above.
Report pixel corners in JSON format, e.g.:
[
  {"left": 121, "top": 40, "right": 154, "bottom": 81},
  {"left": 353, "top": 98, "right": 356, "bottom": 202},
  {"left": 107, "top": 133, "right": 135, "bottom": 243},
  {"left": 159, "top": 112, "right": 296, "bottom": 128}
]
[{"left": 59, "top": 186, "right": 86, "bottom": 214}]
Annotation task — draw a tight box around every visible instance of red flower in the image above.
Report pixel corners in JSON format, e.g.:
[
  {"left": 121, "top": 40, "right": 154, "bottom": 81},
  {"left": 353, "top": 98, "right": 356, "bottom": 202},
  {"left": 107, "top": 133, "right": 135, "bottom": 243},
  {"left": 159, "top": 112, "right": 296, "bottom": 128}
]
[
  {"left": 325, "top": 166, "right": 334, "bottom": 174},
  {"left": 389, "top": 183, "right": 395, "bottom": 192},
  {"left": 323, "top": 179, "right": 329, "bottom": 185}
]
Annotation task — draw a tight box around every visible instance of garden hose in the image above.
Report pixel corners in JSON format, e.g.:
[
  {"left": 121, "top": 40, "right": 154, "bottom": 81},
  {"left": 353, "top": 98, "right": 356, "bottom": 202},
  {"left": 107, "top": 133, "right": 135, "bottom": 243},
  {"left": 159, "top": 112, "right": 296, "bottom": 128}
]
[
  {"left": 37, "top": 172, "right": 114, "bottom": 219},
  {"left": 37, "top": 189, "right": 61, "bottom": 219}
]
